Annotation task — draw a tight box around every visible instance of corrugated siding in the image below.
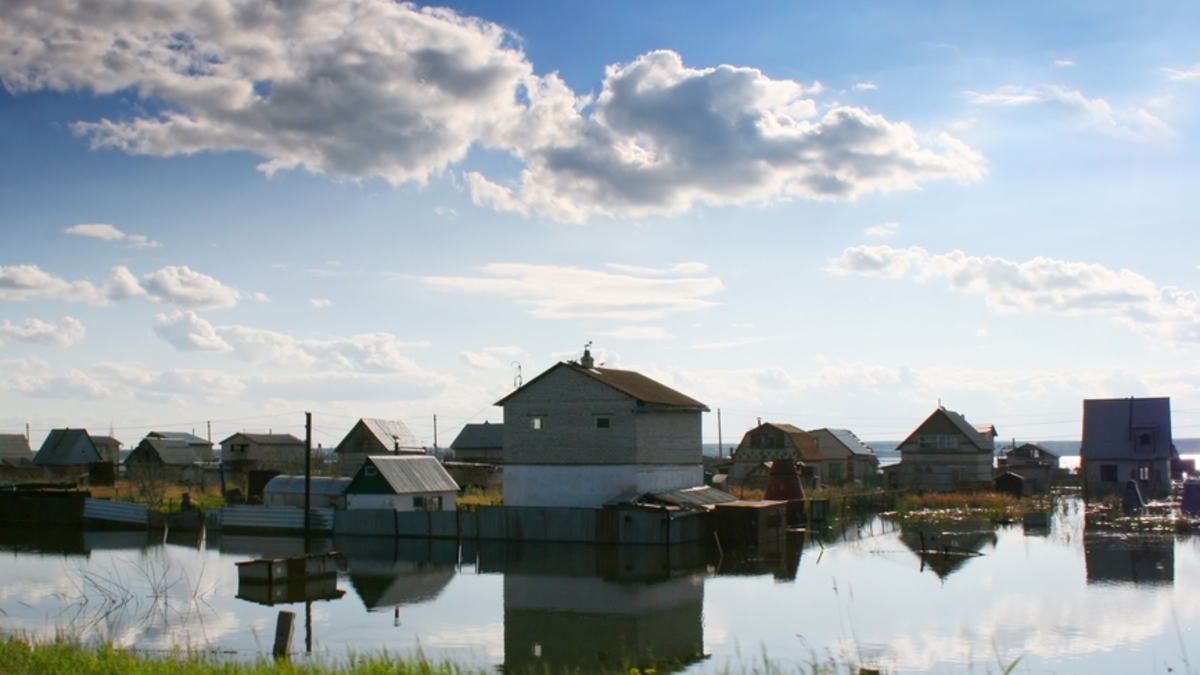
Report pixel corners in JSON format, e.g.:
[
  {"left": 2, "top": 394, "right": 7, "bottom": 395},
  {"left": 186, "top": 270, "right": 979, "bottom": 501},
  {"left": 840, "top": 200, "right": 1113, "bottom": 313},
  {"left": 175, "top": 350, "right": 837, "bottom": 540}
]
[
  {"left": 334, "top": 509, "right": 396, "bottom": 536},
  {"left": 83, "top": 498, "right": 150, "bottom": 525},
  {"left": 219, "top": 505, "right": 334, "bottom": 532}
]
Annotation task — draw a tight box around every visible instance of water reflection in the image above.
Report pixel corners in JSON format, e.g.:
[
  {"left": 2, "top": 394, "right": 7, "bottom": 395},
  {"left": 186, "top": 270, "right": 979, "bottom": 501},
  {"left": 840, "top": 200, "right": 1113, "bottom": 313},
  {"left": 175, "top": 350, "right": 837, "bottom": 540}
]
[
  {"left": 489, "top": 543, "right": 708, "bottom": 674},
  {"left": 897, "top": 522, "right": 997, "bottom": 580},
  {"left": 338, "top": 536, "right": 457, "bottom": 612},
  {"left": 1084, "top": 526, "right": 1174, "bottom": 586}
]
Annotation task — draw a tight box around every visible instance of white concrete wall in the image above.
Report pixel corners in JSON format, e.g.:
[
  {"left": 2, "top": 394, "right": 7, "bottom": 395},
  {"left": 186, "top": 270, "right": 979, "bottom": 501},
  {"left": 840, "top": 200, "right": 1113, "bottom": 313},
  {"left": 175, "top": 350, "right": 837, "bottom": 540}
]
[{"left": 504, "top": 464, "right": 702, "bottom": 508}]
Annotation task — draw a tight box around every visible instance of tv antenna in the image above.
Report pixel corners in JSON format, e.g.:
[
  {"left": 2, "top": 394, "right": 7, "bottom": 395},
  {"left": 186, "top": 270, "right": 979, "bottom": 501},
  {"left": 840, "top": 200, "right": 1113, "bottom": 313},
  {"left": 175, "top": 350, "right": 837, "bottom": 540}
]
[{"left": 512, "top": 361, "right": 523, "bottom": 388}]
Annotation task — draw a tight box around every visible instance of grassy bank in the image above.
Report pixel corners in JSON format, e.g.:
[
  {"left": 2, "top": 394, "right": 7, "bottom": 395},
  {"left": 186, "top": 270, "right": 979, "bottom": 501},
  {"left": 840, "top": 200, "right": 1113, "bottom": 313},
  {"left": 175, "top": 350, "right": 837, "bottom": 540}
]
[
  {"left": 889, "top": 491, "right": 1045, "bottom": 524},
  {"left": 0, "top": 638, "right": 490, "bottom": 675}
]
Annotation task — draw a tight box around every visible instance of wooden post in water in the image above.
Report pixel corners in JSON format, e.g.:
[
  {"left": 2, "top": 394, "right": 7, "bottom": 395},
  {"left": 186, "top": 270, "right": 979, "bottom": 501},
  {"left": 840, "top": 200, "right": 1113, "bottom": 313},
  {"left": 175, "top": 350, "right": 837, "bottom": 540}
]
[{"left": 273, "top": 610, "right": 295, "bottom": 659}]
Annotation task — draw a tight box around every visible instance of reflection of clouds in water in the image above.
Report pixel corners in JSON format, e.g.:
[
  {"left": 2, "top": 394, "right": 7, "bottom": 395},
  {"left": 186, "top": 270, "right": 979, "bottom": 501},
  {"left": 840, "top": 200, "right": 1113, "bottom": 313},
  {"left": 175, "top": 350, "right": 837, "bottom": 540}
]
[
  {"left": 869, "top": 543, "right": 1198, "bottom": 672},
  {"left": 403, "top": 622, "right": 504, "bottom": 658}
]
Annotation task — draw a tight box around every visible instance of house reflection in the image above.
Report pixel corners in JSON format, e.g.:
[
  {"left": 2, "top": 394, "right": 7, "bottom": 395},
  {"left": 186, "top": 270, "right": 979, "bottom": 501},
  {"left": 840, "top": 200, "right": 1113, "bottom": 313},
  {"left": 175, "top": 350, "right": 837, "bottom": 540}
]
[
  {"left": 898, "top": 522, "right": 996, "bottom": 580},
  {"left": 480, "top": 542, "right": 708, "bottom": 675},
  {"left": 338, "top": 536, "right": 458, "bottom": 612},
  {"left": 710, "top": 534, "right": 802, "bottom": 580},
  {"left": 0, "top": 527, "right": 162, "bottom": 557},
  {"left": 1084, "top": 525, "right": 1174, "bottom": 586}
]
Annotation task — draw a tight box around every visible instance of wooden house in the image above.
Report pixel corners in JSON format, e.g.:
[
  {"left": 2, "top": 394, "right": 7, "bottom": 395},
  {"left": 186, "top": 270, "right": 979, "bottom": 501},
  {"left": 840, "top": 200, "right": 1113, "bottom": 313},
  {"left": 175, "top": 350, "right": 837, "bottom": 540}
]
[
  {"left": 221, "top": 432, "right": 305, "bottom": 471},
  {"left": 808, "top": 428, "right": 880, "bottom": 484},
  {"left": 0, "top": 434, "right": 32, "bottom": 466},
  {"left": 729, "top": 423, "right": 821, "bottom": 488},
  {"left": 125, "top": 437, "right": 211, "bottom": 482},
  {"left": 885, "top": 407, "right": 996, "bottom": 490},
  {"left": 334, "top": 418, "right": 424, "bottom": 472},
  {"left": 997, "top": 442, "right": 1058, "bottom": 494},
  {"left": 449, "top": 421, "right": 503, "bottom": 464},
  {"left": 1080, "top": 397, "right": 1177, "bottom": 499},
  {"left": 344, "top": 455, "right": 458, "bottom": 511},
  {"left": 33, "top": 428, "right": 102, "bottom": 465},
  {"left": 145, "top": 431, "right": 213, "bottom": 460},
  {"left": 90, "top": 435, "right": 122, "bottom": 466},
  {"left": 495, "top": 348, "right": 708, "bottom": 508}
]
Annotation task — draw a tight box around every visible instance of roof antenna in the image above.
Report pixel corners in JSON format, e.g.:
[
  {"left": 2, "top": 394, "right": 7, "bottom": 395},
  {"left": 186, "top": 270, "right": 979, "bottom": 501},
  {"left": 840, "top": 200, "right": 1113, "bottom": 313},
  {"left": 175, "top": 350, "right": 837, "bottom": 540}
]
[{"left": 512, "top": 361, "right": 523, "bottom": 388}]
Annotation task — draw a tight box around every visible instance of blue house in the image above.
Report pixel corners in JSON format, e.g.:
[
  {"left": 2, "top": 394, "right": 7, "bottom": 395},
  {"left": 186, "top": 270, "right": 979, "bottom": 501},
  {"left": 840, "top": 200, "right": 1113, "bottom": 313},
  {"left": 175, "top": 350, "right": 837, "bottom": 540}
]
[{"left": 1080, "top": 397, "right": 1178, "bottom": 499}]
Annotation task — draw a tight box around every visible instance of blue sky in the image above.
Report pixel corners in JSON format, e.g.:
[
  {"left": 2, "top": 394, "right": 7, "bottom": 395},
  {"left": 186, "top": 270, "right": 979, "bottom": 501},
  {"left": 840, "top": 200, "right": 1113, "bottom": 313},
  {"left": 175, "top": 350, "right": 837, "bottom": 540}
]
[{"left": 3, "top": 0, "right": 1200, "bottom": 449}]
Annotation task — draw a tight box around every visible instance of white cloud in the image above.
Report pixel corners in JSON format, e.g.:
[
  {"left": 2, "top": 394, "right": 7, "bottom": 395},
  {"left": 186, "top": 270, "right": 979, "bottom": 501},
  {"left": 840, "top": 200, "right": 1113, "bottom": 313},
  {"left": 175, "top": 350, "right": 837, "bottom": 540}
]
[
  {"left": 415, "top": 263, "right": 725, "bottom": 321},
  {"left": 605, "top": 262, "right": 708, "bottom": 276},
  {"left": 864, "top": 221, "right": 899, "bottom": 238},
  {"left": 600, "top": 326, "right": 674, "bottom": 341},
  {"left": 1163, "top": 64, "right": 1200, "bottom": 81},
  {"left": 459, "top": 346, "right": 530, "bottom": 372},
  {"left": 1053, "top": 59, "right": 1075, "bottom": 67},
  {"left": 966, "top": 85, "right": 1172, "bottom": 140},
  {"left": 471, "top": 50, "right": 984, "bottom": 222},
  {"left": 828, "top": 245, "right": 1200, "bottom": 347},
  {"left": 0, "top": 263, "right": 237, "bottom": 309},
  {"left": 0, "top": 317, "right": 85, "bottom": 347},
  {"left": 151, "top": 311, "right": 436, "bottom": 376},
  {"left": 310, "top": 299, "right": 333, "bottom": 309},
  {"left": 140, "top": 266, "right": 240, "bottom": 309},
  {"left": 65, "top": 223, "right": 159, "bottom": 248},
  {"left": 853, "top": 82, "right": 878, "bottom": 91},
  {"left": 0, "top": 3, "right": 984, "bottom": 224},
  {"left": 251, "top": 292, "right": 270, "bottom": 302}
]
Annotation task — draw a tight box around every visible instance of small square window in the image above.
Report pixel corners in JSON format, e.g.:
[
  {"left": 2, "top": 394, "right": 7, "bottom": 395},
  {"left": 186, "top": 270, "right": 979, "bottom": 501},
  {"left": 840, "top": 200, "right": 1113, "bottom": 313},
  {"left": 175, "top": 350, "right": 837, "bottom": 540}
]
[
  {"left": 365, "top": 466, "right": 377, "bottom": 476},
  {"left": 529, "top": 417, "right": 542, "bottom": 430},
  {"left": 596, "top": 417, "right": 610, "bottom": 429}
]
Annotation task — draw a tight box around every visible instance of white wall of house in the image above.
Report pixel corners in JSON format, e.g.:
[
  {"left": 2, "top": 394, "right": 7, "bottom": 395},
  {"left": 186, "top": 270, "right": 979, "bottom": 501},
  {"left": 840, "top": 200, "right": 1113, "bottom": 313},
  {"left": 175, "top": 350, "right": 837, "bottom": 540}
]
[
  {"left": 345, "top": 491, "right": 455, "bottom": 511},
  {"left": 504, "top": 464, "right": 702, "bottom": 508}
]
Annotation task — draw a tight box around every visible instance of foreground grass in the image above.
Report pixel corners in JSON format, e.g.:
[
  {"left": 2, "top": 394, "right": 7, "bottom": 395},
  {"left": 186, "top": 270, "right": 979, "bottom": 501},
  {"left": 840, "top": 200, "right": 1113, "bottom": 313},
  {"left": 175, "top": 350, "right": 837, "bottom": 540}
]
[
  {"left": 890, "top": 491, "right": 1045, "bottom": 524},
  {"left": 0, "top": 637, "right": 488, "bottom": 675}
]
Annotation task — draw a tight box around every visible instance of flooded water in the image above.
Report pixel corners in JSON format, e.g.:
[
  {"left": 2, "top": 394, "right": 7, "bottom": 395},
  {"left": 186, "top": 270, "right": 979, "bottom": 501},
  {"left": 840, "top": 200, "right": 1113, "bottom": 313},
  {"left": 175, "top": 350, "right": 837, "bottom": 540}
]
[{"left": 0, "top": 497, "right": 1196, "bottom": 674}]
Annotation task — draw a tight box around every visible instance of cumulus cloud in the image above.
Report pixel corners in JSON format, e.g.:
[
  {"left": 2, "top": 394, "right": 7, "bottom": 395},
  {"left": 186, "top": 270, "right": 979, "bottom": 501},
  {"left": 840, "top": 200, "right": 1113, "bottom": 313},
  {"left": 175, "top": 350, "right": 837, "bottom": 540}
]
[
  {"left": 65, "top": 223, "right": 159, "bottom": 248},
  {"left": 0, "top": 263, "right": 237, "bottom": 308},
  {"left": 853, "top": 82, "right": 878, "bottom": 91},
  {"left": 151, "top": 310, "right": 435, "bottom": 375},
  {"left": 415, "top": 262, "right": 725, "bottom": 321},
  {"left": 0, "top": 3, "right": 984, "bottom": 223},
  {"left": 470, "top": 50, "right": 984, "bottom": 222},
  {"left": 828, "top": 245, "right": 1200, "bottom": 346},
  {"left": 864, "top": 221, "right": 899, "bottom": 238},
  {"left": 966, "top": 85, "right": 1172, "bottom": 140},
  {"left": 310, "top": 299, "right": 333, "bottom": 309},
  {"left": 0, "top": 317, "right": 85, "bottom": 347}
]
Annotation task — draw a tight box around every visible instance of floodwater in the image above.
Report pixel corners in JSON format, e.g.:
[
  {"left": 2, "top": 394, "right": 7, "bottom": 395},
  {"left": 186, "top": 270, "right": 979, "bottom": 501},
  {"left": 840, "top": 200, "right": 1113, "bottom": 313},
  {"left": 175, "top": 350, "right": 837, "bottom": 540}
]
[{"left": 0, "top": 497, "right": 1196, "bottom": 675}]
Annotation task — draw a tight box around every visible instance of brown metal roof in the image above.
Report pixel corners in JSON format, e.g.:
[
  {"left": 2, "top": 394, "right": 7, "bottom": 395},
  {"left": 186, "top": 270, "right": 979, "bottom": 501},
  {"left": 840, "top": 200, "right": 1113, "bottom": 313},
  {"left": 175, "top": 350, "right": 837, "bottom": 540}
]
[{"left": 496, "top": 362, "right": 708, "bottom": 410}]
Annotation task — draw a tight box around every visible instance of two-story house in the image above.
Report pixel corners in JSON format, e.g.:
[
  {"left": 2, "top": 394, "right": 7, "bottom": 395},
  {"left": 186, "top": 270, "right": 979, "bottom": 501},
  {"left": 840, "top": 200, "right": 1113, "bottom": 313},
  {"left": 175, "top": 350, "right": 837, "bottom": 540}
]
[
  {"left": 728, "top": 423, "right": 821, "bottom": 487},
  {"left": 1080, "top": 397, "right": 1177, "bottom": 499},
  {"left": 886, "top": 407, "right": 996, "bottom": 490},
  {"left": 496, "top": 348, "right": 709, "bottom": 508}
]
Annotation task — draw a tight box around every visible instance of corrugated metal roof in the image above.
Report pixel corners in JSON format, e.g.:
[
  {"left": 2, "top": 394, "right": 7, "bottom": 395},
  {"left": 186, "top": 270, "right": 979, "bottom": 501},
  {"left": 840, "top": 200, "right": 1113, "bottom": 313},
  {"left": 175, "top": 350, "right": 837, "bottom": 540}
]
[
  {"left": 0, "top": 434, "right": 31, "bottom": 459},
  {"left": 129, "top": 438, "right": 207, "bottom": 465},
  {"left": 227, "top": 433, "right": 303, "bottom": 446},
  {"left": 450, "top": 422, "right": 503, "bottom": 450},
  {"left": 361, "top": 456, "right": 459, "bottom": 495},
  {"left": 812, "top": 428, "right": 876, "bottom": 458},
  {"left": 264, "top": 476, "right": 351, "bottom": 497},
  {"left": 361, "top": 419, "right": 424, "bottom": 452},
  {"left": 148, "top": 431, "right": 210, "bottom": 446},
  {"left": 496, "top": 362, "right": 709, "bottom": 410},
  {"left": 651, "top": 486, "right": 738, "bottom": 507}
]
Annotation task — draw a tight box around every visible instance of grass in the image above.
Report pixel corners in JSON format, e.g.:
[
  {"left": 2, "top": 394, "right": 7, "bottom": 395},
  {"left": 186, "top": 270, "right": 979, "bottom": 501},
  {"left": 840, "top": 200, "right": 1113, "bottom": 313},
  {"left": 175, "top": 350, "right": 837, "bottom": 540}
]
[
  {"left": 889, "top": 491, "right": 1045, "bottom": 524},
  {"left": 455, "top": 486, "right": 502, "bottom": 508},
  {"left": 88, "top": 481, "right": 225, "bottom": 514}
]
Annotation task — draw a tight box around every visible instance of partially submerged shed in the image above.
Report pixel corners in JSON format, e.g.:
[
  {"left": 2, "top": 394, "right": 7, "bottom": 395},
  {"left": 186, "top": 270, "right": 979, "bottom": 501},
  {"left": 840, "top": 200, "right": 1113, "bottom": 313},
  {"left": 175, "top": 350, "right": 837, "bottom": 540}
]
[{"left": 345, "top": 455, "right": 459, "bottom": 511}]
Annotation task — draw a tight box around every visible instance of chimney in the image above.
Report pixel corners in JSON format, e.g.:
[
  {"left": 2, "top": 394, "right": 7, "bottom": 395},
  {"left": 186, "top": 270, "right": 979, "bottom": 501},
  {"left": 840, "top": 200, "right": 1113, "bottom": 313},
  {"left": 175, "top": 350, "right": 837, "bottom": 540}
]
[{"left": 580, "top": 346, "right": 595, "bottom": 369}]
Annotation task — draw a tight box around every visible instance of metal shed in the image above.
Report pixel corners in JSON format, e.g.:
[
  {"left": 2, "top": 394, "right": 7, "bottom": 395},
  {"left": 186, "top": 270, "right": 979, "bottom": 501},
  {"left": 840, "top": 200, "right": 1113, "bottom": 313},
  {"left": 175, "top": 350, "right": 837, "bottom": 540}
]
[{"left": 262, "top": 475, "right": 351, "bottom": 509}]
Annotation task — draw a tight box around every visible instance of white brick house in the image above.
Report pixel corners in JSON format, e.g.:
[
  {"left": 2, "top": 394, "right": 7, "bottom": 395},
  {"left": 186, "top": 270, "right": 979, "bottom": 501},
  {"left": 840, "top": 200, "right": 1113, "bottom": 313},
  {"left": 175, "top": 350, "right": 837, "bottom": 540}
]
[{"left": 496, "top": 349, "right": 709, "bottom": 508}]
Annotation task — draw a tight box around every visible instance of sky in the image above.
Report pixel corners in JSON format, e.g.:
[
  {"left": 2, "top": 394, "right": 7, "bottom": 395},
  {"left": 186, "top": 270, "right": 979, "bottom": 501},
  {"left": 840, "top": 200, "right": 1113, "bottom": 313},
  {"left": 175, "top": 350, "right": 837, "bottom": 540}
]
[{"left": 3, "top": 0, "right": 1200, "bottom": 451}]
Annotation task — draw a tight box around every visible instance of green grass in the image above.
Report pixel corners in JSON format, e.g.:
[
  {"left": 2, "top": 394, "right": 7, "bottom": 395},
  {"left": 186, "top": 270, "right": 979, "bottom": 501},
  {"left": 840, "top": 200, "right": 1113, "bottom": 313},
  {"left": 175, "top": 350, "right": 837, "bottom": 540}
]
[
  {"left": 890, "top": 491, "right": 1044, "bottom": 524},
  {"left": 0, "top": 637, "right": 488, "bottom": 675}
]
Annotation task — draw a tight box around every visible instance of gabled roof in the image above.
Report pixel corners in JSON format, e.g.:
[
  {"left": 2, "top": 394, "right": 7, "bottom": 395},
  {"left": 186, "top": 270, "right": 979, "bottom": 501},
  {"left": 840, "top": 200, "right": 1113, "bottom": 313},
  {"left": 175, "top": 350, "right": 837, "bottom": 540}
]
[
  {"left": 355, "top": 456, "right": 459, "bottom": 495},
  {"left": 91, "top": 435, "right": 122, "bottom": 448},
  {"left": 220, "top": 432, "right": 303, "bottom": 446},
  {"left": 735, "top": 422, "right": 823, "bottom": 462},
  {"left": 1007, "top": 442, "right": 1058, "bottom": 460},
  {"left": 495, "top": 362, "right": 708, "bottom": 411},
  {"left": 147, "top": 431, "right": 211, "bottom": 446},
  {"left": 0, "top": 434, "right": 32, "bottom": 459},
  {"left": 34, "top": 428, "right": 102, "bottom": 465},
  {"left": 129, "top": 438, "right": 206, "bottom": 465},
  {"left": 811, "top": 428, "right": 876, "bottom": 457},
  {"left": 1081, "top": 397, "right": 1174, "bottom": 460},
  {"left": 898, "top": 408, "right": 993, "bottom": 451},
  {"left": 360, "top": 419, "right": 423, "bottom": 452},
  {"left": 450, "top": 422, "right": 503, "bottom": 450}
]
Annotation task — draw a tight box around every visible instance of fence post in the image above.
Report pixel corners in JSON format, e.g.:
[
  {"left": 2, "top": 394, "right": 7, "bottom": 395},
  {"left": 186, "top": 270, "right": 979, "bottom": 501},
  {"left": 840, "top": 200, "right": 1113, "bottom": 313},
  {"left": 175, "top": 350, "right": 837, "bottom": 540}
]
[{"left": 273, "top": 610, "right": 295, "bottom": 659}]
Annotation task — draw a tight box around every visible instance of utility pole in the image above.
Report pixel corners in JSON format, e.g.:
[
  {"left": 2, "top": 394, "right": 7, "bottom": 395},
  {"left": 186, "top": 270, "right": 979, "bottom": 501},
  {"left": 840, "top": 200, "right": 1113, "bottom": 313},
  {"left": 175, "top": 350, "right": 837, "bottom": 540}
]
[
  {"left": 433, "top": 414, "right": 438, "bottom": 455},
  {"left": 717, "top": 408, "right": 724, "bottom": 458},
  {"left": 207, "top": 420, "right": 212, "bottom": 443},
  {"left": 304, "top": 412, "right": 312, "bottom": 554}
]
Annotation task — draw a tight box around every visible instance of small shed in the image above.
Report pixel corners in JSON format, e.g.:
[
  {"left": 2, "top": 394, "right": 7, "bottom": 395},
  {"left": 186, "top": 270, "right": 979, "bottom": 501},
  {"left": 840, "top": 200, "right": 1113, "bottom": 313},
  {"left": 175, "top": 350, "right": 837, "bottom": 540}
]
[
  {"left": 34, "top": 429, "right": 102, "bottom": 465},
  {"left": 994, "top": 471, "right": 1026, "bottom": 499},
  {"left": 345, "top": 456, "right": 459, "bottom": 512},
  {"left": 262, "top": 476, "right": 351, "bottom": 509}
]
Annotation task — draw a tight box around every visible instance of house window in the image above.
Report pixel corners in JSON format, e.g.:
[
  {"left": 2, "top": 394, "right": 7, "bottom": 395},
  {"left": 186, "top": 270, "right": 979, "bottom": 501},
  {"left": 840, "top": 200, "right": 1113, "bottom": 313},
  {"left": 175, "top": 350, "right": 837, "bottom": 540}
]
[
  {"left": 365, "top": 466, "right": 377, "bottom": 476},
  {"left": 1099, "top": 464, "right": 1118, "bottom": 482},
  {"left": 1138, "top": 465, "right": 1150, "bottom": 481},
  {"left": 414, "top": 496, "right": 424, "bottom": 510},
  {"left": 596, "top": 417, "right": 611, "bottom": 429},
  {"left": 529, "top": 417, "right": 543, "bottom": 430},
  {"left": 918, "top": 434, "right": 958, "bottom": 450},
  {"left": 1135, "top": 429, "right": 1155, "bottom": 454}
]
